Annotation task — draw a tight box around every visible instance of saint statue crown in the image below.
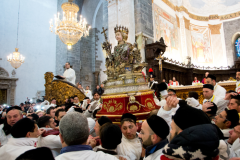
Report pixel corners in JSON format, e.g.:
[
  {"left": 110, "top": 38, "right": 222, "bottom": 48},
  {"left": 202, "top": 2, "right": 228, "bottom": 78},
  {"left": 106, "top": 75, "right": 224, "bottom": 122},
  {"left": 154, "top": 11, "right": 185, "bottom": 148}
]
[{"left": 114, "top": 25, "right": 129, "bottom": 35}]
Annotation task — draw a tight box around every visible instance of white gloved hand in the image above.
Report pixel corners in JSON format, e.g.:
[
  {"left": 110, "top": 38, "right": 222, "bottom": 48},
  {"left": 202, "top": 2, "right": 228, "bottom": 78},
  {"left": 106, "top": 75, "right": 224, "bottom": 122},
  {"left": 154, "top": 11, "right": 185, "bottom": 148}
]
[
  {"left": 82, "top": 99, "right": 88, "bottom": 110},
  {"left": 186, "top": 97, "right": 199, "bottom": 108},
  {"left": 89, "top": 101, "right": 99, "bottom": 111}
]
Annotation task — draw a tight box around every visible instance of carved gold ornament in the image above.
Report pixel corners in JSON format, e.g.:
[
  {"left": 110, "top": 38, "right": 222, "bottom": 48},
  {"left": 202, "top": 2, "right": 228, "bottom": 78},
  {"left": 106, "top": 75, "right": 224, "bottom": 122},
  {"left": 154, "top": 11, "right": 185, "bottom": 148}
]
[
  {"left": 145, "top": 98, "right": 155, "bottom": 110},
  {"left": 103, "top": 99, "right": 123, "bottom": 112}
]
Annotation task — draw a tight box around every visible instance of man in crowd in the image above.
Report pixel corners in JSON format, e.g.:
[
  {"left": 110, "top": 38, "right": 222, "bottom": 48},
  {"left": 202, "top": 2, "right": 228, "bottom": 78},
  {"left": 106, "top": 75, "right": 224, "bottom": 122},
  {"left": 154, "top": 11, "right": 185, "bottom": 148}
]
[
  {"left": 84, "top": 92, "right": 102, "bottom": 118},
  {"left": 77, "top": 83, "right": 85, "bottom": 93},
  {"left": 202, "top": 84, "right": 228, "bottom": 115},
  {"left": 172, "top": 77, "right": 179, "bottom": 86},
  {"left": 55, "top": 112, "right": 121, "bottom": 160},
  {"left": 94, "top": 116, "right": 112, "bottom": 137},
  {"left": 236, "top": 70, "right": 240, "bottom": 94},
  {"left": 138, "top": 115, "right": 169, "bottom": 160},
  {"left": 192, "top": 76, "right": 200, "bottom": 85},
  {"left": 228, "top": 125, "right": 240, "bottom": 158},
  {"left": 0, "top": 106, "right": 23, "bottom": 145},
  {"left": 100, "top": 84, "right": 105, "bottom": 95},
  {"left": 0, "top": 118, "right": 44, "bottom": 160},
  {"left": 85, "top": 86, "right": 93, "bottom": 99},
  {"left": 94, "top": 85, "right": 104, "bottom": 96},
  {"left": 38, "top": 116, "right": 57, "bottom": 130},
  {"left": 46, "top": 107, "right": 56, "bottom": 118},
  {"left": 117, "top": 113, "right": 142, "bottom": 160},
  {"left": 51, "top": 98, "right": 57, "bottom": 107},
  {"left": 206, "top": 74, "right": 226, "bottom": 99},
  {"left": 214, "top": 109, "right": 239, "bottom": 138},
  {"left": 227, "top": 95, "right": 240, "bottom": 114},
  {"left": 168, "top": 80, "right": 172, "bottom": 87},
  {"left": 153, "top": 82, "right": 168, "bottom": 106},
  {"left": 73, "top": 95, "right": 81, "bottom": 107},
  {"left": 60, "top": 62, "right": 76, "bottom": 85},
  {"left": 97, "top": 123, "right": 122, "bottom": 157},
  {"left": 37, "top": 116, "right": 62, "bottom": 157},
  {"left": 148, "top": 68, "right": 158, "bottom": 92},
  {"left": 202, "top": 71, "right": 209, "bottom": 84},
  {"left": 55, "top": 109, "right": 66, "bottom": 127}
]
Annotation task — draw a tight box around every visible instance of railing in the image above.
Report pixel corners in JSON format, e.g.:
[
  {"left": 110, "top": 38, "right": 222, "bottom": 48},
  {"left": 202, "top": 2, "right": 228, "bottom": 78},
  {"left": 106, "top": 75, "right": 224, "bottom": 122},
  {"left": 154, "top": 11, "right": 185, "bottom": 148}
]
[{"left": 163, "top": 57, "right": 236, "bottom": 70}]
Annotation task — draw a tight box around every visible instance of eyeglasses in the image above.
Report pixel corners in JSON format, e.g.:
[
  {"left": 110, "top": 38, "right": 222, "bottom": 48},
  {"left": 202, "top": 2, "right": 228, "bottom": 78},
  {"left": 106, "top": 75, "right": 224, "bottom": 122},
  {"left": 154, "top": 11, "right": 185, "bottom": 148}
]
[{"left": 217, "top": 113, "right": 229, "bottom": 122}]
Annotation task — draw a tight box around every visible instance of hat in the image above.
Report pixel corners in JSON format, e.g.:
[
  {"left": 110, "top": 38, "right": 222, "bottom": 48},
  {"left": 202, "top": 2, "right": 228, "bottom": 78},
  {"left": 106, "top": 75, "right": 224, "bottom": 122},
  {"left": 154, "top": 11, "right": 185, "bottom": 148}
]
[
  {"left": 203, "top": 84, "right": 214, "bottom": 90},
  {"left": 149, "top": 68, "right": 156, "bottom": 78},
  {"left": 98, "top": 116, "right": 112, "bottom": 126},
  {"left": 11, "top": 118, "right": 36, "bottom": 138},
  {"left": 100, "top": 123, "right": 122, "bottom": 150},
  {"left": 147, "top": 115, "right": 169, "bottom": 139},
  {"left": 172, "top": 100, "right": 211, "bottom": 130},
  {"left": 225, "top": 109, "right": 239, "bottom": 128},
  {"left": 206, "top": 102, "right": 217, "bottom": 115},
  {"left": 168, "top": 89, "right": 176, "bottom": 94},
  {"left": 121, "top": 113, "right": 136, "bottom": 123},
  {"left": 207, "top": 74, "right": 216, "bottom": 81},
  {"left": 6, "top": 106, "right": 22, "bottom": 114},
  {"left": 158, "top": 82, "right": 168, "bottom": 97},
  {"left": 16, "top": 147, "right": 55, "bottom": 160}
]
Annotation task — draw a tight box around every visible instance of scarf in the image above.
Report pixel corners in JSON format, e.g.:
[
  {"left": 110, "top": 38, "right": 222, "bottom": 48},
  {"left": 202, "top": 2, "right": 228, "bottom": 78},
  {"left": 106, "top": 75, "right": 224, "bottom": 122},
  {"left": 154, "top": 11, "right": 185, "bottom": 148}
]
[{"left": 60, "top": 144, "right": 92, "bottom": 154}]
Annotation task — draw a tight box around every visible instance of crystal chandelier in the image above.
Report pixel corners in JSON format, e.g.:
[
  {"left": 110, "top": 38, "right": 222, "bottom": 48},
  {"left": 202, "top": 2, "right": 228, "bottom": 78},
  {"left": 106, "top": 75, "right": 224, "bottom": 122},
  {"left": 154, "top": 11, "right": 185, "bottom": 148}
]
[
  {"left": 49, "top": 0, "right": 91, "bottom": 49},
  {"left": 7, "top": 0, "right": 25, "bottom": 69},
  {"left": 7, "top": 48, "right": 25, "bottom": 69}
]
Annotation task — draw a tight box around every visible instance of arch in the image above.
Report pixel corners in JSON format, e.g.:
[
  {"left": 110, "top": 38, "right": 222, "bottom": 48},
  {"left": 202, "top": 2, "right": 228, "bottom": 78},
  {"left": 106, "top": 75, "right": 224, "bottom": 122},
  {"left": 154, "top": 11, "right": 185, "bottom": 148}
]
[
  {"left": 92, "top": 0, "right": 104, "bottom": 28},
  {"left": 0, "top": 67, "right": 9, "bottom": 77},
  {"left": 232, "top": 32, "right": 240, "bottom": 44}
]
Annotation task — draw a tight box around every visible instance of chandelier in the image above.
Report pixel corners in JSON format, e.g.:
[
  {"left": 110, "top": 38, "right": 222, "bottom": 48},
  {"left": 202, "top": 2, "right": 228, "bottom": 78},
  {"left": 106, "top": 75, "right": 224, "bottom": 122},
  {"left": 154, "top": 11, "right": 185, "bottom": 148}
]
[
  {"left": 49, "top": 0, "right": 91, "bottom": 49},
  {"left": 7, "top": 0, "right": 25, "bottom": 69},
  {"left": 7, "top": 48, "right": 25, "bottom": 69}
]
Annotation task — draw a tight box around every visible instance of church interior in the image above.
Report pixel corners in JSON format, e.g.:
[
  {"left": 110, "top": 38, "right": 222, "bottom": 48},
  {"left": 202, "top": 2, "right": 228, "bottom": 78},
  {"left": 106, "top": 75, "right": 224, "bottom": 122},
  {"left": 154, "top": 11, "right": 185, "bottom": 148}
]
[
  {"left": 2, "top": 1, "right": 240, "bottom": 159},
  {"left": 1, "top": 0, "right": 240, "bottom": 106}
]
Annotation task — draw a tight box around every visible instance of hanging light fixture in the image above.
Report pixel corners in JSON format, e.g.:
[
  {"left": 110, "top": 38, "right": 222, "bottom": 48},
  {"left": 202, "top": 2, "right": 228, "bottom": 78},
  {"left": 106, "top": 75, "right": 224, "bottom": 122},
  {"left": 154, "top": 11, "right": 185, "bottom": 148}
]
[
  {"left": 7, "top": 0, "right": 25, "bottom": 69},
  {"left": 49, "top": 0, "right": 91, "bottom": 49}
]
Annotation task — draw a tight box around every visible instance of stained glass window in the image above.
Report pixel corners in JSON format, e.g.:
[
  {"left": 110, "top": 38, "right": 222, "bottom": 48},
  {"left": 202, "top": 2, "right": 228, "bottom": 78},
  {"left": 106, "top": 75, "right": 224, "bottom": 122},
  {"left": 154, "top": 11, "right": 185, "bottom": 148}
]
[{"left": 235, "top": 37, "right": 240, "bottom": 59}]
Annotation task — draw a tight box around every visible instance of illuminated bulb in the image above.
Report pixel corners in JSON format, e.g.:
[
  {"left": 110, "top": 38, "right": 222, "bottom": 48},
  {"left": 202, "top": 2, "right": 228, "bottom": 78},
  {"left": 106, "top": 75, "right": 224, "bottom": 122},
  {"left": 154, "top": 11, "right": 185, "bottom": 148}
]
[{"left": 67, "top": 44, "right": 72, "bottom": 49}]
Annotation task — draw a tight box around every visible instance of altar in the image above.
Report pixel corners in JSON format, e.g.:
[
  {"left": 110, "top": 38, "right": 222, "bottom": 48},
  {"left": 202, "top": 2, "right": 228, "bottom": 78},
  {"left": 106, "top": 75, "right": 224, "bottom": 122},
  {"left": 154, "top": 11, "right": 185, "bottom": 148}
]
[{"left": 172, "top": 81, "right": 236, "bottom": 104}]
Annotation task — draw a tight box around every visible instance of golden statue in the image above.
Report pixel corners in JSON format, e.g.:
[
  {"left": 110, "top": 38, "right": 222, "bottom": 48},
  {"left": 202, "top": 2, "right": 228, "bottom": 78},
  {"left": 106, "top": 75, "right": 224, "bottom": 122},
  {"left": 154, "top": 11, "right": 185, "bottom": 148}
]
[{"left": 102, "top": 25, "right": 145, "bottom": 80}]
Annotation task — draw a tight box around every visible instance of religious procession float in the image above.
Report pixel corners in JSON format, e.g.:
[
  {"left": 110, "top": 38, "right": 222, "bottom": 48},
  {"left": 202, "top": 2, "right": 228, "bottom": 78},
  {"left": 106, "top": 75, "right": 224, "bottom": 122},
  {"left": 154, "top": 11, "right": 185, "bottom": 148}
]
[{"left": 95, "top": 25, "right": 162, "bottom": 124}]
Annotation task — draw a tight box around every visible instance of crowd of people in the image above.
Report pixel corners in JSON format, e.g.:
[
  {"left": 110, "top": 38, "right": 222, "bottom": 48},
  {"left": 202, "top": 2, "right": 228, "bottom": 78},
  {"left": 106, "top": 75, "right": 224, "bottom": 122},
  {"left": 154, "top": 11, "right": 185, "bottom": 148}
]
[{"left": 1, "top": 71, "right": 240, "bottom": 160}]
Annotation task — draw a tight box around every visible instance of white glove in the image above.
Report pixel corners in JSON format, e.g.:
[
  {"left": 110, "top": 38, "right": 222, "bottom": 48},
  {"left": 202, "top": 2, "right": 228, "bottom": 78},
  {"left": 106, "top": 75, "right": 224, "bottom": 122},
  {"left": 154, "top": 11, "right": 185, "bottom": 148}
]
[
  {"left": 82, "top": 99, "right": 88, "bottom": 110},
  {"left": 89, "top": 101, "right": 99, "bottom": 111},
  {"left": 186, "top": 97, "right": 199, "bottom": 108}
]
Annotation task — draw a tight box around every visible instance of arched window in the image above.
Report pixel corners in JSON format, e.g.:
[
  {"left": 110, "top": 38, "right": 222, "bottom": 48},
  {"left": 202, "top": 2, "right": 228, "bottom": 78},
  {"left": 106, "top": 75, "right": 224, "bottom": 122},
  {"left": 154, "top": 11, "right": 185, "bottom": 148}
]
[{"left": 235, "top": 37, "right": 240, "bottom": 59}]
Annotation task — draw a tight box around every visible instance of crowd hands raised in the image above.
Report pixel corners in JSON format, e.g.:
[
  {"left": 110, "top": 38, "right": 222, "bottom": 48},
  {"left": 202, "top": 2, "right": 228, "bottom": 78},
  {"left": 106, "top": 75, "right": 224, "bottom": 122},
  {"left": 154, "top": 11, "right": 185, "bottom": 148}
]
[{"left": 1, "top": 77, "right": 240, "bottom": 159}]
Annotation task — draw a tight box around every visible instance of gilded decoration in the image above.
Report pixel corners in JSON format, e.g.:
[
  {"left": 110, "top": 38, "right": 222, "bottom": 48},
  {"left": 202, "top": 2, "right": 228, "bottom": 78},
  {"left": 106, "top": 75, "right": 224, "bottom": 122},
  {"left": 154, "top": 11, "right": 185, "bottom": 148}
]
[
  {"left": 127, "top": 103, "right": 141, "bottom": 112},
  {"left": 153, "top": 0, "right": 240, "bottom": 21},
  {"left": 208, "top": 24, "right": 222, "bottom": 35},
  {"left": 184, "top": 17, "right": 190, "bottom": 30},
  {"left": 101, "top": 25, "right": 146, "bottom": 80},
  {"left": 103, "top": 99, "right": 123, "bottom": 112},
  {"left": 144, "top": 98, "right": 155, "bottom": 110},
  {"left": 44, "top": 72, "right": 85, "bottom": 105}
]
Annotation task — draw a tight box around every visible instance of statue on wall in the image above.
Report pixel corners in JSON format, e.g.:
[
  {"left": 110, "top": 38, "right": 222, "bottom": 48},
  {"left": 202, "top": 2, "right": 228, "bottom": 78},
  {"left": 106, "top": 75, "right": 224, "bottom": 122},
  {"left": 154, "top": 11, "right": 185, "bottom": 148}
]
[{"left": 101, "top": 25, "right": 144, "bottom": 79}]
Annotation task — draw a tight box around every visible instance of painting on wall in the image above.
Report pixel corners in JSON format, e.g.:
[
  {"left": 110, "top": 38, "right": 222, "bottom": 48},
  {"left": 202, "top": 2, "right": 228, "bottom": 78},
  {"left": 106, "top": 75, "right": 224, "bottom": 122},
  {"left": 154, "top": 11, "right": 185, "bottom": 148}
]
[
  {"left": 235, "top": 37, "right": 240, "bottom": 59},
  {"left": 190, "top": 24, "right": 213, "bottom": 63},
  {"left": 153, "top": 4, "right": 179, "bottom": 53}
]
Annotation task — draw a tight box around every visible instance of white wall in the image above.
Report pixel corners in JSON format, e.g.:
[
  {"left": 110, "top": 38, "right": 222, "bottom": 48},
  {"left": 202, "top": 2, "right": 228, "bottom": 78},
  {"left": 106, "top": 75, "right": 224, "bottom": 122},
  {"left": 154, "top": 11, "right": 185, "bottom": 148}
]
[{"left": 0, "top": 0, "right": 57, "bottom": 105}]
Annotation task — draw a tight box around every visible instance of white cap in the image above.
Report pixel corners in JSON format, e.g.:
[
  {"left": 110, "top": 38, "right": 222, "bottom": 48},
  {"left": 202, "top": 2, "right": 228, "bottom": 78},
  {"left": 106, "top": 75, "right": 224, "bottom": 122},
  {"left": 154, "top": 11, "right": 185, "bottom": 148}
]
[{"left": 160, "top": 90, "right": 168, "bottom": 97}]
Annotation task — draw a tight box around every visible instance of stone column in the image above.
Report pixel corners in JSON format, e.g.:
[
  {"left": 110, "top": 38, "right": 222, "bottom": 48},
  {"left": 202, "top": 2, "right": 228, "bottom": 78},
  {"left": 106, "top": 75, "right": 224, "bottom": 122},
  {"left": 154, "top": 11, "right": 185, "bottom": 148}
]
[{"left": 93, "top": 71, "right": 100, "bottom": 87}]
